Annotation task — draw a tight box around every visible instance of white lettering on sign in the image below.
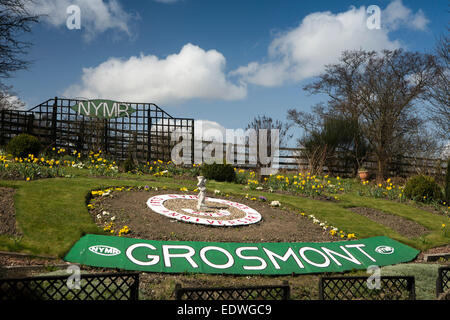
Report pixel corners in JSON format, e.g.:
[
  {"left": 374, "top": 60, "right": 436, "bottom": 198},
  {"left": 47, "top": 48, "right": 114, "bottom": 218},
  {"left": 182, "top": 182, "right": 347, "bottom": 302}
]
[
  {"left": 321, "top": 246, "right": 362, "bottom": 266},
  {"left": 262, "top": 247, "right": 305, "bottom": 270},
  {"left": 162, "top": 245, "right": 198, "bottom": 268},
  {"left": 74, "top": 100, "right": 132, "bottom": 118},
  {"left": 200, "top": 246, "right": 235, "bottom": 269},
  {"left": 181, "top": 208, "right": 232, "bottom": 217},
  {"left": 299, "top": 247, "right": 331, "bottom": 268},
  {"left": 235, "top": 247, "right": 267, "bottom": 270},
  {"left": 346, "top": 244, "right": 377, "bottom": 262},
  {"left": 88, "top": 245, "right": 121, "bottom": 256},
  {"left": 147, "top": 194, "right": 262, "bottom": 227},
  {"left": 126, "top": 243, "right": 160, "bottom": 266},
  {"left": 124, "top": 242, "right": 386, "bottom": 273}
]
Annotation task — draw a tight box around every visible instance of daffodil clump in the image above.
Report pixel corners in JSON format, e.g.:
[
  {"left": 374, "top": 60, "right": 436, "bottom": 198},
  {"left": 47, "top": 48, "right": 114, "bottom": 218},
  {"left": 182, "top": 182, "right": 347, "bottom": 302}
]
[
  {"left": 0, "top": 153, "right": 67, "bottom": 181},
  {"left": 359, "top": 178, "right": 405, "bottom": 201},
  {"left": 246, "top": 172, "right": 348, "bottom": 197},
  {"left": 235, "top": 168, "right": 256, "bottom": 185},
  {"left": 0, "top": 155, "right": 9, "bottom": 170},
  {"left": 87, "top": 151, "right": 118, "bottom": 177},
  {"left": 302, "top": 213, "right": 357, "bottom": 240},
  {"left": 0, "top": 147, "right": 121, "bottom": 180},
  {"left": 136, "top": 160, "right": 182, "bottom": 177}
]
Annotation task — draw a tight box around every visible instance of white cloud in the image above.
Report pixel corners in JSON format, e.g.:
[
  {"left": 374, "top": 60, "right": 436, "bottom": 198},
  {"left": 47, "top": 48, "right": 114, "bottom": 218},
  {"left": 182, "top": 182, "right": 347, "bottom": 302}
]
[
  {"left": 383, "top": 0, "right": 429, "bottom": 31},
  {"left": 64, "top": 43, "right": 247, "bottom": 104},
  {"left": 27, "top": 0, "right": 135, "bottom": 40},
  {"left": 231, "top": 1, "right": 428, "bottom": 87},
  {"left": 0, "top": 93, "right": 26, "bottom": 110},
  {"left": 194, "top": 120, "right": 226, "bottom": 141}
]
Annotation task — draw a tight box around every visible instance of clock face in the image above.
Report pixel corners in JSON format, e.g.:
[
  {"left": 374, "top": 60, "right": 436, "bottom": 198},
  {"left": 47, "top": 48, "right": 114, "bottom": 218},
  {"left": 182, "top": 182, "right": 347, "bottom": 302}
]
[{"left": 147, "top": 194, "right": 262, "bottom": 227}]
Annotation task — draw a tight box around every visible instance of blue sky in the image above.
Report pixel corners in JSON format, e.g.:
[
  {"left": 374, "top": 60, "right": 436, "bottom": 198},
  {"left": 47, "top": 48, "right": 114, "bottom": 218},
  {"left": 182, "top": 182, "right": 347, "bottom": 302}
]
[{"left": 6, "top": 0, "right": 449, "bottom": 143}]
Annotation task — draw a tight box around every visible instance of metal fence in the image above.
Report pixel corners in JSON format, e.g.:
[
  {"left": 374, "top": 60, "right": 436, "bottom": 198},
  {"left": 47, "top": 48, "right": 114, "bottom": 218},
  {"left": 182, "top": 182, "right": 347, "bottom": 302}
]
[
  {"left": 318, "top": 276, "right": 415, "bottom": 300},
  {"left": 174, "top": 282, "right": 290, "bottom": 300},
  {"left": 3, "top": 270, "right": 450, "bottom": 300},
  {"left": 0, "top": 97, "right": 194, "bottom": 163},
  {"left": 0, "top": 272, "right": 139, "bottom": 300},
  {"left": 436, "top": 266, "right": 450, "bottom": 298}
]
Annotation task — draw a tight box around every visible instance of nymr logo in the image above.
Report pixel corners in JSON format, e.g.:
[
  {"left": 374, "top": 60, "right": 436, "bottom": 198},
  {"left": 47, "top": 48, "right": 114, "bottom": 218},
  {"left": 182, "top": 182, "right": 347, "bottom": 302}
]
[
  {"left": 88, "top": 245, "right": 121, "bottom": 256},
  {"left": 375, "top": 246, "right": 395, "bottom": 255},
  {"left": 71, "top": 99, "right": 136, "bottom": 119}
]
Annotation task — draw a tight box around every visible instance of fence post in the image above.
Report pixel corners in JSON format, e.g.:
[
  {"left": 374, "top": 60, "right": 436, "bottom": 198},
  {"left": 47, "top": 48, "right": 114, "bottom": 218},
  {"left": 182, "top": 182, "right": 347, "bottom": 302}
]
[
  {"left": 26, "top": 113, "right": 34, "bottom": 135},
  {"left": 282, "top": 280, "right": 290, "bottom": 300},
  {"left": 147, "top": 109, "right": 152, "bottom": 162},
  {"left": 51, "top": 97, "right": 58, "bottom": 146},
  {"left": 318, "top": 277, "right": 324, "bottom": 300},
  {"left": 103, "top": 118, "right": 108, "bottom": 154},
  {"left": 174, "top": 283, "right": 182, "bottom": 300},
  {"left": 408, "top": 276, "right": 416, "bottom": 300},
  {"left": 436, "top": 266, "right": 448, "bottom": 298},
  {"left": 129, "top": 273, "right": 140, "bottom": 301},
  {"left": 191, "top": 120, "right": 195, "bottom": 165},
  {"left": 0, "top": 111, "right": 4, "bottom": 146}
]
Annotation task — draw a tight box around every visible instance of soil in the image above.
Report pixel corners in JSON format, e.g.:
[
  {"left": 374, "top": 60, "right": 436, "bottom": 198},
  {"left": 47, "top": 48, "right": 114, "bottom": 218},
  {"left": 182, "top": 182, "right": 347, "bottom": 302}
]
[
  {"left": 348, "top": 207, "right": 429, "bottom": 238},
  {"left": 0, "top": 187, "right": 21, "bottom": 237},
  {"left": 89, "top": 189, "right": 339, "bottom": 243},
  {"left": 415, "top": 244, "right": 450, "bottom": 262},
  {"left": 0, "top": 254, "right": 60, "bottom": 268}
]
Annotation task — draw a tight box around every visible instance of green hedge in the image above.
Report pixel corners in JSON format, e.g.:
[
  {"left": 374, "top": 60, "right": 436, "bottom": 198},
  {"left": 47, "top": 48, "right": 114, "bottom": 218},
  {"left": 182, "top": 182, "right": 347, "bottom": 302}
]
[
  {"left": 201, "top": 162, "right": 236, "bottom": 182},
  {"left": 403, "top": 174, "right": 443, "bottom": 203},
  {"left": 6, "top": 134, "right": 41, "bottom": 158}
]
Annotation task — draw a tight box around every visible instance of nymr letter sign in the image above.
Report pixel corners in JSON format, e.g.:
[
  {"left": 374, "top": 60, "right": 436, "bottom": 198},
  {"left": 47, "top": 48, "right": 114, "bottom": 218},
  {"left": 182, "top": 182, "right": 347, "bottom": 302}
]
[{"left": 71, "top": 99, "right": 136, "bottom": 119}]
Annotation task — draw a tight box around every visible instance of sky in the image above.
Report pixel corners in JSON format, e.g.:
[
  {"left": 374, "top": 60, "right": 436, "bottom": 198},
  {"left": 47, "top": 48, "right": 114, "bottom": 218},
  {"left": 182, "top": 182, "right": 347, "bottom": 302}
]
[{"left": 5, "top": 0, "right": 450, "bottom": 145}]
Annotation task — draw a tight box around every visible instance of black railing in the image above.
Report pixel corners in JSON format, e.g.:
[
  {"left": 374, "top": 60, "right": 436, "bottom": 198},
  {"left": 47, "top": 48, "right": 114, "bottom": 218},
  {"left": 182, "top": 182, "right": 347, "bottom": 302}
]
[
  {"left": 0, "top": 97, "right": 195, "bottom": 163},
  {"left": 436, "top": 266, "right": 450, "bottom": 298},
  {"left": 0, "top": 272, "right": 139, "bottom": 300},
  {"left": 319, "top": 276, "right": 415, "bottom": 300},
  {"left": 174, "top": 282, "right": 290, "bottom": 300}
]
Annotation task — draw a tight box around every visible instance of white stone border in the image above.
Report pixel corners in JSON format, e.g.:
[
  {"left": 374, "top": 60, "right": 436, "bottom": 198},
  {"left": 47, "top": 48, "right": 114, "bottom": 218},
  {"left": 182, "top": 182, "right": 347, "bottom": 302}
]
[{"left": 147, "top": 194, "right": 262, "bottom": 227}]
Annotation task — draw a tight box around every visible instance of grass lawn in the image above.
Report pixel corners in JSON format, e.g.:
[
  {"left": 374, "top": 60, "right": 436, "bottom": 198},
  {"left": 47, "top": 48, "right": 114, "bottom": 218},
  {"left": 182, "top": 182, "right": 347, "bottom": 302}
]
[{"left": 0, "top": 173, "right": 448, "bottom": 258}]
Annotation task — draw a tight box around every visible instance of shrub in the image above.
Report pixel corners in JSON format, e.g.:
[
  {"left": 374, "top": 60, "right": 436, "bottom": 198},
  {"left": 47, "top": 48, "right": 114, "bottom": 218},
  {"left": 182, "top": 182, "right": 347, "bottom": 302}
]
[
  {"left": 201, "top": 162, "right": 236, "bottom": 182},
  {"left": 6, "top": 134, "right": 41, "bottom": 158},
  {"left": 403, "top": 175, "right": 443, "bottom": 203},
  {"left": 445, "top": 158, "right": 450, "bottom": 202},
  {"left": 122, "top": 158, "right": 135, "bottom": 173}
]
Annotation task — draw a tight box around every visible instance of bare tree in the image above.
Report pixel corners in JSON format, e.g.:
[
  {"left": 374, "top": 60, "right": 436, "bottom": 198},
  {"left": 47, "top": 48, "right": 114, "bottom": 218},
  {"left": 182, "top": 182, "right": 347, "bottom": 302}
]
[
  {"left": 427, "top": 30, "right": 450, "bottom": 142},
  {"left": 246, "top": 115, "right": 292, "bottom": 175},
  {"left": 0, "top": 0, "right": 39, "bottom": 79},
  {"left": 290, "top": 49, "right": 440, "bottom": 181},
  {"left": 246, "top": 115, "right": 292, "bottom": 147},
  {"left": 0, "top": 84, "right": 25, "bottom": 110},
  {"left": 0, "top": 0, "right": 39, "bottom": 109}
]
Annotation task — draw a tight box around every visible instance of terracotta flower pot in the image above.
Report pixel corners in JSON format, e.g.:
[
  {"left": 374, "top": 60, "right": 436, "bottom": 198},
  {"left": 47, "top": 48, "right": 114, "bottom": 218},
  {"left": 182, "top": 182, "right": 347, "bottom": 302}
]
[{"left": 358, "top": 170, "right": 369, "bottom": 181}]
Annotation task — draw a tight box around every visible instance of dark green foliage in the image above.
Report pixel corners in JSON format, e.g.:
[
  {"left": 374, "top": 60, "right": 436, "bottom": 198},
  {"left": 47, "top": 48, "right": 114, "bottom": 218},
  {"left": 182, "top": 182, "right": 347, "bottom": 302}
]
[
  {"left": 201, "top": 162, "right": 236, "bottom": 182},
  {"left": 403, "top": 175, "right": 443, "bottom": 203},
  {"left": 6, "top": 134, "right": 41, "bottom": 158},
  {"left": 122, "top": 158, "right": 135, "bottom": 173},
  {"left": 445, "top": 159, "right": 450, "bottom": 202},
  {"left": 300, "top": 116, "right": 369, "bottom": 175}
]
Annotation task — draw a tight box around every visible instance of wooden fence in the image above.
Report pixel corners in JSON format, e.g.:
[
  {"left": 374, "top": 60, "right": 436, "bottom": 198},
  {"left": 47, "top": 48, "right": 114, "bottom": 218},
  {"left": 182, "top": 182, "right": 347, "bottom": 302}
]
[{"left": 193, "top": 140, "right": 447, "bottom": 178}]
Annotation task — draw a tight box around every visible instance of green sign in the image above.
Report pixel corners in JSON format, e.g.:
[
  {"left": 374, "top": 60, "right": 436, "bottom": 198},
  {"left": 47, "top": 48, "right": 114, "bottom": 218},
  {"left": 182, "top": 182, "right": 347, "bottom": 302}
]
[
  {"left": 64, "top": 235, "right": 419, "bottom": 275},
  {"left": 71, "top": 99, "right": 136, "bottom": 119}
]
